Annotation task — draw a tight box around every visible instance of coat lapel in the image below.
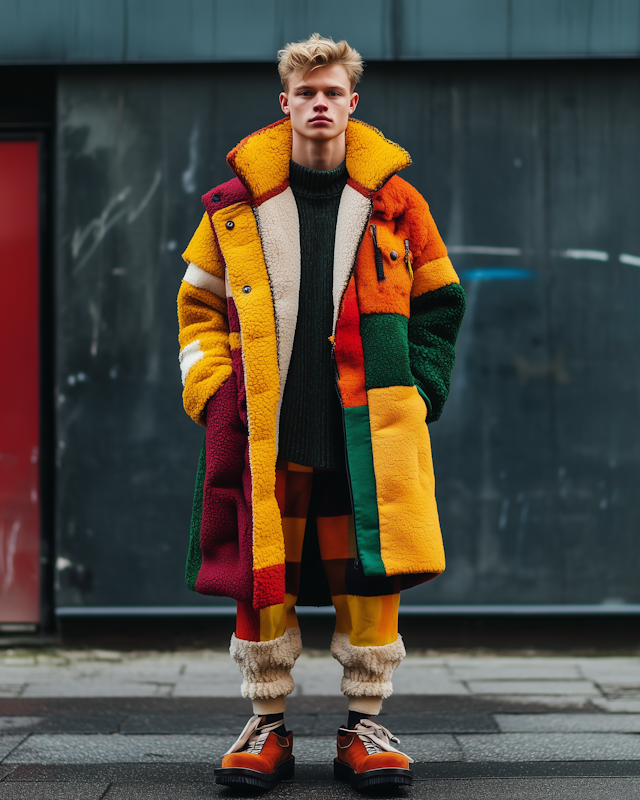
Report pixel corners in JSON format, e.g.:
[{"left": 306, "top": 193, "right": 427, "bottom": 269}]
[
  {"left": 332, "top": 184, "right": 372, "bottom": 333},
  {"left": 254, "top": 188, "right": 301, "bottom": 442}
]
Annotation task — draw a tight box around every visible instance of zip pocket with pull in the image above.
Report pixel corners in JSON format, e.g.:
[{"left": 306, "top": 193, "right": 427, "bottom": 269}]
[
  {"left": 404, "top": 239, "right": 413, "bottom": 281},
  {"left": 370, "top": 225, "right": 385, "bottom": 281}
]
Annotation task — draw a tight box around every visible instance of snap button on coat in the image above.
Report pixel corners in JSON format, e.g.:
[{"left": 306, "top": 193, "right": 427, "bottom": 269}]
[
  {"left": 242, "top": 285, "right": 252, "bottom": 294},
  {"left": 226, "top": 220, "right": 235, "bottom": 229},
  {"left": 390, "top": 250, "right": 398, "bottom": 260},
  {"left": 212, "top": 194, "right": 221, "bottom": 202}
]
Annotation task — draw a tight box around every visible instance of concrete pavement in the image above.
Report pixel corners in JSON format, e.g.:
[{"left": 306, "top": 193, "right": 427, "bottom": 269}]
[
  {"left": 2, "top": 648, "right": 640, "bottom": 709},
  {"left": 1, "top": 647, "right": 640, "bottom": 797}
]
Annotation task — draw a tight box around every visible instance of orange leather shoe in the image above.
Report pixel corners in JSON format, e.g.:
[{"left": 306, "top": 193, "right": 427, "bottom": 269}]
[
  {"left": 334, "top": 718, "right": 414, "bottom": 791},
  {"left": 214, "top": 715, "right": 294, "bottom": 791}
]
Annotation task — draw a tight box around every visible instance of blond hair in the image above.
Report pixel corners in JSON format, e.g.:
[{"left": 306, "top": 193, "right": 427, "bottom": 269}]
[{"left": 277, "top": 33, "right": 364, "bottom": 91}]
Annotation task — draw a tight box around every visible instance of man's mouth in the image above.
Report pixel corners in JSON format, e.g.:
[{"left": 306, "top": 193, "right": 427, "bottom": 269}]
[{"left": 310, "top": 115, "right": 331, "bottom": 123}]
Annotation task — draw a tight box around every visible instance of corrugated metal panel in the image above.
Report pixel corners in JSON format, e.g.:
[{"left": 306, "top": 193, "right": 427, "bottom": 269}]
[
  {"left": 2, "top": 0, "right": 640, "bottom": 64},
  {"left": 402, "top": 0, "right": 510, "bottom": 59},
  {"left": 512, "top": 0, "right": 640, "bottom": 57},
  {"left": 0, "top": 0, "right": 125, "bottom": 63}
]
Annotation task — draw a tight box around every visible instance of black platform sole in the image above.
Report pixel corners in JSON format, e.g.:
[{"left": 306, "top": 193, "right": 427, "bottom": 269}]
[
  {"left": 215, "top": 756, "right": 295, "bottom": 791},
  {"left": 334, "top": 758, "right": 413, "bottom": 791}
]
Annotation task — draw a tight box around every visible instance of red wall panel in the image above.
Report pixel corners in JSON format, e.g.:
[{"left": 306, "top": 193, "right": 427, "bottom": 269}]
[{"left": 0, "top": 141, "right": 40, "bottom": 622}]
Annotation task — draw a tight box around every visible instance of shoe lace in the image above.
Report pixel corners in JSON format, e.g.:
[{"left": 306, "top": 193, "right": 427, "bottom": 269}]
[
  {"left": 224, "top": 715, "right": 285, "bottom": 756},
  {"left": 341, "top": 719, "right": 415, "bottom": 763}
]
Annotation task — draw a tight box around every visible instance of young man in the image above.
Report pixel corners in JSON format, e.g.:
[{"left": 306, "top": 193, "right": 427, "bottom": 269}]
[{"left": 177, "top": 34, "right": 465, "bottom": 792}]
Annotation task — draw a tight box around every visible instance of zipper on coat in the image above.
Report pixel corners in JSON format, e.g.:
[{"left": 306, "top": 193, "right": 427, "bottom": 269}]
[
  {"left": 370, "top": 225, "right": 385, "bottom": 281},
  {"left": 404, "top": 239, "right": 413, "bottom": 280}
]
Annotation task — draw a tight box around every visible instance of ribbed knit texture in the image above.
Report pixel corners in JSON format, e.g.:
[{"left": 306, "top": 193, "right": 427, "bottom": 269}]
[{"left": 278, "top": 159, "right": 348, "bottom": 468}]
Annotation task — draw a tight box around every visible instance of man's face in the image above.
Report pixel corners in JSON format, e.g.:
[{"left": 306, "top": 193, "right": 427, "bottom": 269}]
[{"left": 280, "top": 64, "right": 359, "bottom": 143}]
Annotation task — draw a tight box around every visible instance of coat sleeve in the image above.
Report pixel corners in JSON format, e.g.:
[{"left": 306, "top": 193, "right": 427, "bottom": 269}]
[
  {"left": 177, "top": 211, "right": 232, "bottom": 426},
  {"left": 408, "top": 203, "right": 466, "bottom": 422}
]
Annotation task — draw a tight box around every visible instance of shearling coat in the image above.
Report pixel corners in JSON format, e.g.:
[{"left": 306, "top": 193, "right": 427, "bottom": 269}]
[{"left": 177, "top": 118, "right": 466, "bottom": 610}]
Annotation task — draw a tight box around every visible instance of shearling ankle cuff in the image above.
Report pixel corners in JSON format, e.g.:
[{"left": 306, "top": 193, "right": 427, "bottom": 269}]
[
  {"left": 330, "top": 632, "right": 406, "bottom": 699},
  {"left": 230, "top": 626, "right": 302, "bottom": 700}
]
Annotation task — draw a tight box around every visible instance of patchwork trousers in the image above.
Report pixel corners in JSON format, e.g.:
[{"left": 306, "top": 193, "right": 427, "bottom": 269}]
[{"left": 230, "top": 460, "right": 406, "bottom": 715}]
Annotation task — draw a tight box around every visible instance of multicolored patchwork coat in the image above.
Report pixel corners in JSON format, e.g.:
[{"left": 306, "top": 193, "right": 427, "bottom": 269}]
[{"left": 177, "top": 117, "right": 466, "bottom": 610}]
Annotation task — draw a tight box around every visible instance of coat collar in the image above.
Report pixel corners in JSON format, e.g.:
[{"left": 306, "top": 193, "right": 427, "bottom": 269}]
[{"left": 227, "top": 117, "right": 411, "bottom": 204}]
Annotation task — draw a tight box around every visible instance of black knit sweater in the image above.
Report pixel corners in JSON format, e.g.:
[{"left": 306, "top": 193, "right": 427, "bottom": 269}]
[{"left": 277, "top": 159, "right": 348, "bottom": 469}]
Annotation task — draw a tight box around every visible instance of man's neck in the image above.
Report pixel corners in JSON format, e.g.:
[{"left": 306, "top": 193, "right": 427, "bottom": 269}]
[{"left": 290, "top": 131, "right": 346, "bottom": 171}]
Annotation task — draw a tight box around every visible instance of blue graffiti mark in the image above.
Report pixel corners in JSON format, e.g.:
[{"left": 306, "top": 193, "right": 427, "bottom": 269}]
[{"left": 460, "top": 268, "right": 536, "bottom": 281}]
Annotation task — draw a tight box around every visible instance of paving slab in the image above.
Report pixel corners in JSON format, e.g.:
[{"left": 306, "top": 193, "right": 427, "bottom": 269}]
[
  {"left": 118, "top": 711, "right": 498, "bottom": 735},
  {"left": 411, "top": 777, "right": 640, "bottom": 800},
  {"left": 0, "top": 686, "right": 23, "bottom": 699},
  {"left": 21, "top": 682, "right": 176, "bottom": 699},
  {"left": 0, "top": 735, "right": 28, "bottom": 760},
  {"left": 5, "top": 762, "right": 640, "bottom": 799},
  {"left": 301, "top": 714, "right": 350, "bottom": 735},
  {"left": 458, "top": 733, "right": 640, "bottom": 762},
  {"left": 445, "top": 657, "right": 583, "bottom": 668},
  {"left": 4, "top": 734, "right": 236, "bottom": 765},
  {"left": 594, "top": 698, "right": 640, "bottom": 712},
  {"left": 4, "top": 763, "right": 218, "bottom": 782},
  {"left": 120, "top": 714, "right": 247, "bottom": 735},
  {"left": 466, "top": 680, "right": 601, "bottom": 696},
  {"left": 485, "top": 694, "right": 595, "bottom": 707},
  {"left": 0, "top": 784, "right": 109, "bottom": 800},
  {"left": 119, "top": 712, "right": 326, "bottom": 736},
  {"left": 3, "top": 732, "right": 463, "bottom": 766},
  {"left": 495, "top": 713, "right": 640, "bottom": 733},
  {"left": 37, "top": 715, "right": 125, "bottom": 734},
  {"left": 101, "top": 769, "right": 345, "bottom": 800},
  {"left": 119, "top": 713, "right": 340, "bottom": 737},
  {"left": 0, "top": 693, "right": 607, "bottom": 717},
  {"left": 392, "top": 665, "right": 470, "bottom": 694},
  {"left": 171, "top": 682, "right": 245, "bottom": 698},
  {"left": 599, "top": 685, "right": 640, "bottom": 699},
  {"left": 101, "top": 775, "right": 640, "bottom": 799},
  {"left": 5, "top": 651, "right": 640, "bottom": 701},
  {"left": 380, "top": 712, "right": 498, "bottom": 733},
  {"left": 0, "top": 714, "right": 127, "bottom": 734},
  {"left": 2, "top": 777, "right": 638, "bottom": 800},
  {"left": 396, "top": 734, "right": 463, "bottom": 762},
  {"left": 413, "top": 761, "right": 640, "bottom": 778},
  {"left": 290, "top": 657, "right": 345, "bottom": 695},
  {"left": 577, "top": 658, "right": 640, "bottom": 684},
  {"left": 102, "top": 784, "right": 220, "bottom": 800},
  {"left": 449, "top": 662, "right": 583, "bottom": 680},
  {"left": 0, "top": 718, "right": 43, "bottom": 733}
]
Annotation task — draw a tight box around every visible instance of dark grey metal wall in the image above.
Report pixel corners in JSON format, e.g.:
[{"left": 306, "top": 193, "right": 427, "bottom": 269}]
[{"left": 55, "top": 60, "right": 640, "bottom": 610}]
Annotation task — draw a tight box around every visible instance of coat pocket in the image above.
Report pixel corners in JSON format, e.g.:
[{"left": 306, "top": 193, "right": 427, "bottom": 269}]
[
  {"left": 367, "top": 384, "right": 444, "bottom": 576},
  {"left": 185, "top": 370, "right": 254, "bottom": 601}
]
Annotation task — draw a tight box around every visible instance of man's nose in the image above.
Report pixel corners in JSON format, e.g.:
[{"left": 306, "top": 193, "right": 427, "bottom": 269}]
[{"left": 313, "top": 96, "right": 328, "bottom": 111}]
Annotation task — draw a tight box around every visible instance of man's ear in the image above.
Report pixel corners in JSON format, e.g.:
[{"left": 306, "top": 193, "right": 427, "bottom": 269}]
[
  {"left": 349, "top": 92, "right": 359, "bottom": 115},
  {"left": 279, "top": 92, "right": 290, "bottom": 115}
]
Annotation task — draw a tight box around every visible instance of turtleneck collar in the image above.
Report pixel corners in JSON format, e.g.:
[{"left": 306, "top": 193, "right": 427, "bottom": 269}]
[{"left": 288, "top": 159, "right": 348, "bottom": 199}]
